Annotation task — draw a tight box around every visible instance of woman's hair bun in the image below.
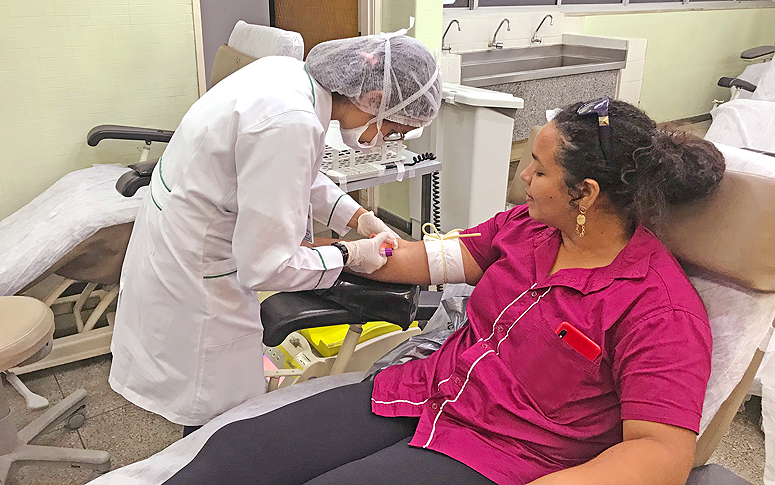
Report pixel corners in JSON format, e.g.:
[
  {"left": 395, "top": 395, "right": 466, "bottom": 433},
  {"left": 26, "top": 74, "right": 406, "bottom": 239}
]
[
  {"left": 553, "top": 100, "right": 726, "bottom": 229},
  {"left": 651, "top": 130, "right": 725, "bottom": 205}
]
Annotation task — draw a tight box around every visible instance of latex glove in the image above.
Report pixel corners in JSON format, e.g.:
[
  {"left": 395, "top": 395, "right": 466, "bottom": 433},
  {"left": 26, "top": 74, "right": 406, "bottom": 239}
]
[
  {"left": 341, "top": 232, "right": 390, "bottom": 274},
  {"left": 356, "top": 211, "right": 399, "bottom": 248}
]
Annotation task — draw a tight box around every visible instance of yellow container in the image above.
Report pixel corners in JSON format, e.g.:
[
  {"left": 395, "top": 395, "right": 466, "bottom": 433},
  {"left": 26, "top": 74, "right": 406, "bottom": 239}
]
[{"left": 300, "top": 321, "right": 419, "bottom": 358}]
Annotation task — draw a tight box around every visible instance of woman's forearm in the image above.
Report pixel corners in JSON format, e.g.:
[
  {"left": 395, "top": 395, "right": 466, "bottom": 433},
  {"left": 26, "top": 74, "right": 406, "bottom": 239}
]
[{"left": 528, "top": 435, "right": 694, "bottom": 485}]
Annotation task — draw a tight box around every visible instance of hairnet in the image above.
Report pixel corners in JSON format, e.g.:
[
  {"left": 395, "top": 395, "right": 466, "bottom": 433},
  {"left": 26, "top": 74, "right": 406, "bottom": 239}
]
[{"left": 306, "top": 35, "right": 441, "bottom": 128}]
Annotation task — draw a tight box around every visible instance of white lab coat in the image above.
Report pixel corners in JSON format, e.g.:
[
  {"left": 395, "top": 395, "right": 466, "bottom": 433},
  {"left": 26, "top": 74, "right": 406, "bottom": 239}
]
[{"left": 109, "top": 57, "right": 360, "bottom": 425}]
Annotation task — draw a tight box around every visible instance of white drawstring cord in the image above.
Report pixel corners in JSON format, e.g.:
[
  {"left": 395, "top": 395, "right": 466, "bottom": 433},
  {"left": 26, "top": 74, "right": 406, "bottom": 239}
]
[{"left": 422, "top": 223, "right": 480, "bottom": 284}]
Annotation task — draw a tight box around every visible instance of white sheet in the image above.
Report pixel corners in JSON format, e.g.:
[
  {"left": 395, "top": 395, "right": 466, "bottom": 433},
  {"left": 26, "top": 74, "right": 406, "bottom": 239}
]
[
  {"left": 90, "top": 372, "right": 364, "bottom": 485},
  {"left": 705, "top": 99, "right": 775, "bottom": 152},
  {"left": 690, "top": 271, "right": 775, "bottom": 435},
  {"left": 737, "top": 62, "right": 772, "bottom": 101},
  {"left": 0, "top": 165, "right": 144, "bottom": 296},
  {"left": 228, "top": 20, "right": 303, "bottom": 61},
  {"left": 750, "top": 61, "right": 775, "bottom": 102}
]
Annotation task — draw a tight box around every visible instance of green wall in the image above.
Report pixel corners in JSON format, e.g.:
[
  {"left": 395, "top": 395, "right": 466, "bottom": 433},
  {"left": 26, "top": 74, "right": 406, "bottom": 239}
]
[{"left": 583, "top": 8, "right": 775, "bottom": 122}]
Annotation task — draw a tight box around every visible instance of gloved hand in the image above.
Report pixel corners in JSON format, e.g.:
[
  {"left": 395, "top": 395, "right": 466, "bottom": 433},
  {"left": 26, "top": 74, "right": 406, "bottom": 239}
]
[
  {"left": 341, "top": 232, "right": 391, "bottom": 274},
  {"left": 356, "top": 211, "right": 399, "bottom": 248}
]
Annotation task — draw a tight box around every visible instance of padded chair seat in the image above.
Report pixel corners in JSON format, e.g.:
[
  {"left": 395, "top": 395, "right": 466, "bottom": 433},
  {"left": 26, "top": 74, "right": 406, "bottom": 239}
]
[
  {"left": 686, "top": 464, "right": 752, "bottom": 484},
  {"left": 0, "top": 296, "right": 55, "bottom": 371}
]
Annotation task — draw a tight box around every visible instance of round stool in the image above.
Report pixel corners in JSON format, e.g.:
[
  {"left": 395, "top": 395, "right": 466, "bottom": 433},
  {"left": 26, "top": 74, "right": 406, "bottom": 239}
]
[
  {"left": 0, "top": 296, "right": 55, "bottom": 373},
  {"left": 0, "top": 296, "right": 110, "bottom": 482}
]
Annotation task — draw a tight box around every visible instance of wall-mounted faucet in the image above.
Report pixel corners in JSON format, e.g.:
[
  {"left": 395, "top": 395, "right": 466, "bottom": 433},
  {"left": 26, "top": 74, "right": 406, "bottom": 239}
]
[
  {"left": 531, "top": 15, "right": 553, "bottom": 45},
  {"left": 442, "top": 19, "right": 461, "bottom": 53},
  {"left": 488, "top": 18, "right": 510, "bottom": 50}
]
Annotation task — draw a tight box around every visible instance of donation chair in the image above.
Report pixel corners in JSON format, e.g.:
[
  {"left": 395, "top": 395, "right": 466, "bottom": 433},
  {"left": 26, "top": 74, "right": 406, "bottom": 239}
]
[
  {"left": 0, "top": 296, "right": 110, "bottom": 483},
  {"left": 716, "top": 45, "right": 775, "bottom": 103},
  {"left": 89, "top": 140, "right": 775, "bottom": 485},
  {"left": 706, "top": 51, "right": 775, "bottom": 152},
  {"left": 2, "top": 21, "right": 303, "bottom": 405}
]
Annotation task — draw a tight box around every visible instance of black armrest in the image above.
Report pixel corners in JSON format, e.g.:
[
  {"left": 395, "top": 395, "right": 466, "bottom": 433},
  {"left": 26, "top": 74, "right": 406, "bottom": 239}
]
[
  {"left": 261, "top": 292, "right": 367, "bottom": 347},
  {"left": 87, "top": 124, "right": 174, "bottom": 146},
  {"left": 741, "top": 147, "right": 775, "bottom": 158},
  {"left": 314, "top": 273, "right": 420, "bottom": 330},
  {"left": 128, "top": 160, "right": 158, "bottom": 176},
  {"left": 260, "top": 274, "right": 445, "bottom": 348},
  {"left": 115, "top": 160, "right": 158, "bottom": 197},
  {"left": 718, "top": 77, "right": 757, "bottom": 93},
  {"left": 741, "top": 45, "right": 775, "bottom": 60}
]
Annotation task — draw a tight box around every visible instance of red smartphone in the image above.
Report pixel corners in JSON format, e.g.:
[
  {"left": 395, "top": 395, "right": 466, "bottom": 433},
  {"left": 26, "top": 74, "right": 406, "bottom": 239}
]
[{"left": 554, "top": 321, "right": 601, "bottom": 362}]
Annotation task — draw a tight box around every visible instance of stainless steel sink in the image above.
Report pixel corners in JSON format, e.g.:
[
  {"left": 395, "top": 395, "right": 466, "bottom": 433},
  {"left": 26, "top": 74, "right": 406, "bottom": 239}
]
[{"left": 461, "top": 44, "right": 627, "bottom": 87}]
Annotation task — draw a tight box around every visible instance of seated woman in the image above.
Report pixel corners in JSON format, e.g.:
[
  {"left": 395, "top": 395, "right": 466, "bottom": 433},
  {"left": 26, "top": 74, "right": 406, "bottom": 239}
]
[{"left": 163, "top": 100, "right": 725, "bottom": 485}]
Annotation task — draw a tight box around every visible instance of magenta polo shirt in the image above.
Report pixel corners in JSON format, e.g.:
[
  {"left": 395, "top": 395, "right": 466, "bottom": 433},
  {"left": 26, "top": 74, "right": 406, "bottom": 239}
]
[{"left": 371, "top": 205, "right": 712, "bottom": 484}]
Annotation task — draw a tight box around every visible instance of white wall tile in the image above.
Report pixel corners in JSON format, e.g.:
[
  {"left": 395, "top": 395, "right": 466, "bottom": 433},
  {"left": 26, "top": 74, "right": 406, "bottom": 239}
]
[
  {"left": 627, "top": 39, "right": 648, "bottom": 62},
  {"left": 514, "top": 14, "right": 534, "bottom": 40},
  {"left": 563, "top": 16, "right": 584, "bottom": 34},
  {"left": 620, "top": 59, "right": 645, "bottom": 83},
  {"left": 473, "top": 17, "right": 493, "bottom": 44},
  {"left": 617, "top": 80, "right": 643, "bottom": 105}
]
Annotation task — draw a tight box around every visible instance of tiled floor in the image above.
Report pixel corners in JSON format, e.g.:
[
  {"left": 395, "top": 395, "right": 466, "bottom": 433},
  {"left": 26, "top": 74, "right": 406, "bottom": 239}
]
[
  {"left": 3, "top": 356, "right": 182, "bottom": 485},
  {"left": 5, "top": 117, "right": 765, "bottom": 485}
]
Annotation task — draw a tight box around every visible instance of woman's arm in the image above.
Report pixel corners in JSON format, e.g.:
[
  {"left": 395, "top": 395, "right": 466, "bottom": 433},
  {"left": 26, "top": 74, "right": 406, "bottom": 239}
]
[
  {"left": 364, "top": 239, "right": 485, "bottom": 286},
  {"left": 528, "top": 420, "right": 696, "bottom": 485},
  {"left": 307, "top": 234, "right": 486, "bottom": 285}
]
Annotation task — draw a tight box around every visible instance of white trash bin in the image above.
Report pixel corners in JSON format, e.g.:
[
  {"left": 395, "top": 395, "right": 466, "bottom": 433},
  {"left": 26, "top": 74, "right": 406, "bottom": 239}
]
[{"left": 408, "top": 83, "right": 523, "bottom": 237}]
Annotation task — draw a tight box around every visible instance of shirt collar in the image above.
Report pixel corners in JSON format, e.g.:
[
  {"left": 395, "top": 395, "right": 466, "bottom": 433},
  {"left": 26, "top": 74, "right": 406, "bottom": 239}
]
[
  {"left": 534, "top": 225, "right": 655, "bottom": 295},
  {"left": 307, "top": 68, "right": 332, "bottom": 133}
]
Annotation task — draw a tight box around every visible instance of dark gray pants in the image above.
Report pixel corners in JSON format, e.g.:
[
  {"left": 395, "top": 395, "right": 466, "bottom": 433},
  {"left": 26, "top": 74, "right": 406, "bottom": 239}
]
[{"left": 164, "top": 381, "right": 494, "bottom": 485}]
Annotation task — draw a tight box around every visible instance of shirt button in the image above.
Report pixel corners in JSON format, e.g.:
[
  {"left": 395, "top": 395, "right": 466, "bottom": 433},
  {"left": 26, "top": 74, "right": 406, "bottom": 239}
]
[
  {"left": 496, "top": 325, "right": 505, "bottom": 333},
  {"left": 431, "top": 402, "right": 439, "bottom": 410},
  {"left": 482, "top": 343, "right": 489, "bottom": 349},
  {"left": 454, "top": 376, "right": 462, "bottom": 384},
  {"left": 531, "top": 291, "right": 538, "bottom": 298}
]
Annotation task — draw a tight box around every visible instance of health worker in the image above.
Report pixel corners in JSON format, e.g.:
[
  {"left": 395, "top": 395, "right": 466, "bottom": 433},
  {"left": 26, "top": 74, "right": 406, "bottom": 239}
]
[{"left": 109, "top": 34, "right": 442, "bottom": 431}]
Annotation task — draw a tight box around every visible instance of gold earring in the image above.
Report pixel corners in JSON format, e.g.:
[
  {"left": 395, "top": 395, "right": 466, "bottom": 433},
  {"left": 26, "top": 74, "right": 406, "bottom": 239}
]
[{"left": 576, "top": 206, "right": 587, "bottom": 238}]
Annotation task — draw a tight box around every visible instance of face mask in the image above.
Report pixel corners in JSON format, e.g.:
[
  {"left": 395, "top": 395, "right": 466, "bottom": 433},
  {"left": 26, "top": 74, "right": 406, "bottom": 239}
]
[{"left": 339, "top": 122, "right": 385, "bottom": 150}]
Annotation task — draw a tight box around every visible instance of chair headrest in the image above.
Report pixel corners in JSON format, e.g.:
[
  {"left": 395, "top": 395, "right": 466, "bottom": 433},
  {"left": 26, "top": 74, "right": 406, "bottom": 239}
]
[
  {"left": 210, "top": 22, "right": 305, "bottom": 88},
  {"left": 662, "top": 144, "right": 775, "bottom": 291},
  {"left": 228, "top": 20, "right": 303, "bottom": 61},
  {"left": 210, "top": 44, "right": 257, "bottom": 88}
]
